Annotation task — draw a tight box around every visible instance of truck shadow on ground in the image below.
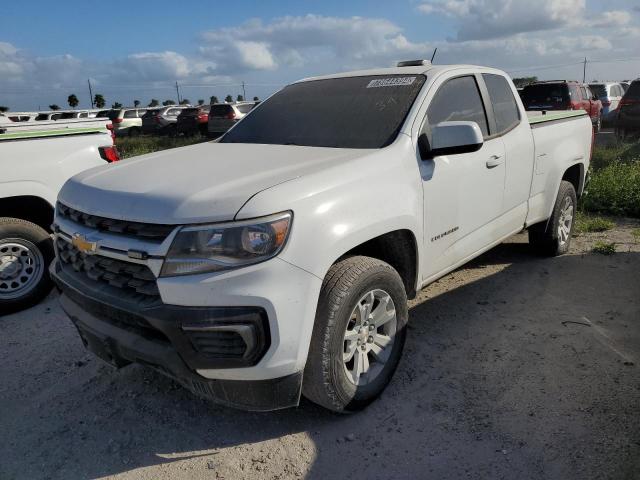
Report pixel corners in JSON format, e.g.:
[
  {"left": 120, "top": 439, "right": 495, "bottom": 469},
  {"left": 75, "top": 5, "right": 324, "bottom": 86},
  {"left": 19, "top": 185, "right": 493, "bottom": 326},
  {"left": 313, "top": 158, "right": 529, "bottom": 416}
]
[{"left": 3, "top": 241, "right": 639, "bottom": 480}]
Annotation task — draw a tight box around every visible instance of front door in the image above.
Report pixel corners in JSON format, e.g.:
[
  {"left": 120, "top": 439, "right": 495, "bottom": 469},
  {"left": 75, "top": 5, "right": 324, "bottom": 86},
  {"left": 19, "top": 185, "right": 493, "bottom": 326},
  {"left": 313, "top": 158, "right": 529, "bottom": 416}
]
[{"left": 417, "top": 75, "right": 506, "bottom": 280}]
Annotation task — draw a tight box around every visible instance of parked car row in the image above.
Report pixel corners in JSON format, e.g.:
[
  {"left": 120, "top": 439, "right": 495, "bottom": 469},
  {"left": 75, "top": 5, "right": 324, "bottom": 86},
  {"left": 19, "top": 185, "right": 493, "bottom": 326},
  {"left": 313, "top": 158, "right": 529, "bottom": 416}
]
[
  {"left": 86, "top": 101, "right": 258, "bottom": 137},
  {"left": 519, "top": 78, "right": 639, "bottom": 133},
  {"left": 519, "top": 80, "right": 604, "bottom": 131}
]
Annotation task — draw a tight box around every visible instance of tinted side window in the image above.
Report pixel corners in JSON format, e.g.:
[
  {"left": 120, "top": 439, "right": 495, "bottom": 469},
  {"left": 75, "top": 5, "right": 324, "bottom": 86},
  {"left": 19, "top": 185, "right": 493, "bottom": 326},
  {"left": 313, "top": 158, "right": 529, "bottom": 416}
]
[
  {"left": 124, "top": 110, "right": 136, "bottom": 118},
  {"left": 569, "top": 85, "right": 580, "bottom": 100},
  {"left": 580, "top": 87, "right": 589, "bottom": 100},
  {"left": 483, "top": 74, "right": 520, "bottom": 134},
  {"left": 426, "top": 76, "right": 489, "bottom": 137}
]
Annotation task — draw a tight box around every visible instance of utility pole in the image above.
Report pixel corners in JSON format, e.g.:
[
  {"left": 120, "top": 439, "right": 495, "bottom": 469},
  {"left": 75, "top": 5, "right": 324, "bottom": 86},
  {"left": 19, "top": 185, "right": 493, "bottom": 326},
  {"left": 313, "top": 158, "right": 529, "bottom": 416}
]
[
  {"left": 88, "top": 79, "right": 94, "bottom": 108},
  {"left": 242, "top": 81, "right": 246, "bottom": 100},
  {"left": 175, "top": 81, "right": 181, "bottom": 103},
  {"left": 582, "top": 57, "right": 587, "bottom": 83}
]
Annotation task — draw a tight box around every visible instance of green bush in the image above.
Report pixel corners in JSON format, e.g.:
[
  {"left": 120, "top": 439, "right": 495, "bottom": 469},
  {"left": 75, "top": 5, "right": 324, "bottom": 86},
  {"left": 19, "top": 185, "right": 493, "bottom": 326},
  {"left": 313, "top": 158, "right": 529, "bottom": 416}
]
[
  {"left": 581, "top": 161, "right": 640, "bottom": 217},
  {"left": 592, "top": 241, "right": 616, "bottom": 255}
]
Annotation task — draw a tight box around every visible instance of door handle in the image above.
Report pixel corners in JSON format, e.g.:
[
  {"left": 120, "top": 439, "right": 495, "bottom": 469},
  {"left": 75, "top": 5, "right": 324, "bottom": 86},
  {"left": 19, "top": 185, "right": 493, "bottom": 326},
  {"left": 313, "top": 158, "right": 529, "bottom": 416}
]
[{"left": 486, "top": 155, "right": 503, "bottom": 169}]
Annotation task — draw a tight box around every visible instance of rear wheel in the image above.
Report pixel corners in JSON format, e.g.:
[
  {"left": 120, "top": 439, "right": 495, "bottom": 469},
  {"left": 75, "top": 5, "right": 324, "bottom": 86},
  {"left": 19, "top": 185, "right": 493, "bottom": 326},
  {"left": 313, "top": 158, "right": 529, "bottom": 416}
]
[
  {"left": 303, "top": 256, "right": 408, "bottom": 412},
  {"left": 0, "top": 218, "right": 54, "bottom": 315},
  {"left": 529, "top": 180, "right": 577, "bottom": 256}
]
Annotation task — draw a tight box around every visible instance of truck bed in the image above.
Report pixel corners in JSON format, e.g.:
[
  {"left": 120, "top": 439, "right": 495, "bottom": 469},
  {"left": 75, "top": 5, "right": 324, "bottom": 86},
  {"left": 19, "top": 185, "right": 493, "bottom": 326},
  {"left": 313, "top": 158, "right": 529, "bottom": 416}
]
[
  {"left": 0, "top": 118, "right": 110, "bottom": 141},
  {"left": 527, "top": 110, "right": 587, "bottom": 125}
]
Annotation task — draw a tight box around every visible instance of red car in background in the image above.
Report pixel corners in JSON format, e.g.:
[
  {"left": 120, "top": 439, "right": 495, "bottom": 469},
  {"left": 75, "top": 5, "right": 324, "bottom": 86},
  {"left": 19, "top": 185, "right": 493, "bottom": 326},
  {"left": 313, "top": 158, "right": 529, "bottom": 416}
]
[{"left": 520, "top": 80, "right": 603, "bottom": 132}]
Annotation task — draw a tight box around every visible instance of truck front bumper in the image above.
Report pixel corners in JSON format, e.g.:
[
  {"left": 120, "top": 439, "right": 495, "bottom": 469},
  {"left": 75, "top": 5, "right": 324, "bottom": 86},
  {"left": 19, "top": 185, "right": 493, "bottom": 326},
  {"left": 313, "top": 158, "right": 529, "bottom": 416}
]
[{"left": 50, "top": 258, "right": 319, "bottom": 411}]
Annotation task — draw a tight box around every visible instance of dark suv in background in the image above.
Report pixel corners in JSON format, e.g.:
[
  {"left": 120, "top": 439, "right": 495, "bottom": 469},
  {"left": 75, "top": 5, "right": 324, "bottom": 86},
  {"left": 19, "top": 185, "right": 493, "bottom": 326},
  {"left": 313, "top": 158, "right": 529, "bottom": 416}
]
[
  {"left": 616, "top": 79, "right": 640, "bottom": 140},
  {"left": 141, "top": 106, "right": 185, "bottom": 136},
  {"left": 520, "top": 80, "right": 603, "bottom": 132},
  {"left": 176, "top": 105, "right": 210, "bottom": 136}
]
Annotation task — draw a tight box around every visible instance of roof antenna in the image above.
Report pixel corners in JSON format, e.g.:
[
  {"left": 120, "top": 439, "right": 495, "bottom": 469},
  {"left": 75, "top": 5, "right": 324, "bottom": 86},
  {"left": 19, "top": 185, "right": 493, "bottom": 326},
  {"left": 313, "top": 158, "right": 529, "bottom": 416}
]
[{"left": 430, "top": 48, "right": 438, "bottom": 63}]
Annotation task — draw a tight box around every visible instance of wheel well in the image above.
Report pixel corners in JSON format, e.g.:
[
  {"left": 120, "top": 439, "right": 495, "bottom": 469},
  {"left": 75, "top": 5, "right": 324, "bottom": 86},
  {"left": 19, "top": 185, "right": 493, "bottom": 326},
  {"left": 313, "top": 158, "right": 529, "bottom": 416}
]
[
  {"left": 562, "top": 163, "right": 584, "bottom": 197},
  {"left": 0, "top": 196, "right": 54, "bottom": 232},
  {"left": 341, "top": 230, "right": 418, "bottom": 299}
]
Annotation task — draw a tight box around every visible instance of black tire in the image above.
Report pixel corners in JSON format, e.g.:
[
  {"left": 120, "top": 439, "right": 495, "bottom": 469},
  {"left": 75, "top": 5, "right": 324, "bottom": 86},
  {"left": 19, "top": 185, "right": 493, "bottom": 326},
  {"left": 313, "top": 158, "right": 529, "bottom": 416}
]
[
  {"left": 302, "top": 256, "right": 408, "bottom": 412},
  {"left": 0, "top": 218, "right": 54, "bottom": 315},
  {"left": 528, "top": 180, "right": 577, "bottom": 256}
]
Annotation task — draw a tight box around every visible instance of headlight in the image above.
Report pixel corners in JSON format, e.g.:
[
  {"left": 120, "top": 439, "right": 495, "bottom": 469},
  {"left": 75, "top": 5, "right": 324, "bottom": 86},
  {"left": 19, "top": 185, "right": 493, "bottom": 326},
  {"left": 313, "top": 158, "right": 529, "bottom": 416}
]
[{"left": 161, "top": 212, "right": 292, "bottom": 277}]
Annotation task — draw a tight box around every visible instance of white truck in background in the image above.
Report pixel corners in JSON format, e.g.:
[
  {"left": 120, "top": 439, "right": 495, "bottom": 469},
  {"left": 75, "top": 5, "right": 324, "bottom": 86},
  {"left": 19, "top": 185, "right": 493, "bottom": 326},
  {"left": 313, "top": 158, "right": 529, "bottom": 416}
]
[
  {"left": 52, "top": 61, "right": 593, "bottom": 412},
  {"left": 0, "top": 117, "right": 119, "bottom": 313}
]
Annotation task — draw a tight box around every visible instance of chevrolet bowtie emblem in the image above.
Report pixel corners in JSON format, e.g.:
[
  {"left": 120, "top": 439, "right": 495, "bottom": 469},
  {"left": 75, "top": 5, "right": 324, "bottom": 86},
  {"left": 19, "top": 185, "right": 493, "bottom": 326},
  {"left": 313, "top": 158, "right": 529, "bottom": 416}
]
[{"left": 71, "top": 233, "right": 98, "bottom": 254}]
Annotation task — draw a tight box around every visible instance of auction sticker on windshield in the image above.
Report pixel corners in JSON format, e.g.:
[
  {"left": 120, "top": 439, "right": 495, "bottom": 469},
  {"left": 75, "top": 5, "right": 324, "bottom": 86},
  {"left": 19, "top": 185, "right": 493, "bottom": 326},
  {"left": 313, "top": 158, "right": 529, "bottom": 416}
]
[{"left": 367, "top": 77, "right": 416, "bottom": 88}]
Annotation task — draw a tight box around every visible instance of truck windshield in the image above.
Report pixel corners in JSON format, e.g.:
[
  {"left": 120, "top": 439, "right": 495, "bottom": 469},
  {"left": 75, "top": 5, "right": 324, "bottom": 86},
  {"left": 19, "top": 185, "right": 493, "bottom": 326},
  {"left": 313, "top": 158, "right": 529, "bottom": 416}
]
[{"left": 220, "top": 75, "right": 426, "bottom": 149}]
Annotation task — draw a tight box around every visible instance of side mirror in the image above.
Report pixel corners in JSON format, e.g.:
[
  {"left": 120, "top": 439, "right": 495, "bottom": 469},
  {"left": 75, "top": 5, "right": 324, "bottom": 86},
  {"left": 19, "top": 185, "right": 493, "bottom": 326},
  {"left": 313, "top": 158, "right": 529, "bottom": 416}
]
[{"left": 419, "top": 121, "right": 484, "bottom": 159}]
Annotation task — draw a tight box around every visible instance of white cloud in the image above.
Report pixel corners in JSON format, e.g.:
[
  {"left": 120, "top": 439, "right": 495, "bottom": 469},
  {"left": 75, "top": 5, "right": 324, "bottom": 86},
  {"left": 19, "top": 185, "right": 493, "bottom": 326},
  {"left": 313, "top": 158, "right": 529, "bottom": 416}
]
[
  {"left": 590, "top": 10, "right": 631, "bottom": 28},
  {"left": 418, "top": 0, "right": 585, "bottom": 40},
  {"left": 198, "top": 15, "right": 429, "bottom": 72}
]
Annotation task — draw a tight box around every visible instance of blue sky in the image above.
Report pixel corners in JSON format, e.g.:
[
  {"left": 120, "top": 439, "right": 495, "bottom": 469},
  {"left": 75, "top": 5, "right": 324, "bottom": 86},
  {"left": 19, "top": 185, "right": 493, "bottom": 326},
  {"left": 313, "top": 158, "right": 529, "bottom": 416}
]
[{"left": 2, "top": 0, "right": 639, "bottom": 110}]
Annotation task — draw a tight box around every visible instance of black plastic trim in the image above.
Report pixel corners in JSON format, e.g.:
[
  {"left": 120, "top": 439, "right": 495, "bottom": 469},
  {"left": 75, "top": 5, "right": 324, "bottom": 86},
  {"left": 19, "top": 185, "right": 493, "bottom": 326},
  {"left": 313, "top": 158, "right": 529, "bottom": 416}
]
[{"left": 51, "top": 259, "right": 271, "bottom": 369}]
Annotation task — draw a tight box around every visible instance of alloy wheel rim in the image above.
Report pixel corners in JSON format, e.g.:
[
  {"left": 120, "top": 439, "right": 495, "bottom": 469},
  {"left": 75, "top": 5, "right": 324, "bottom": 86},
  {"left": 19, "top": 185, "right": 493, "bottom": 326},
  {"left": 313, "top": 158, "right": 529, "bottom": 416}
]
[
  {"left": 0, "top": 239, "right": 43, "bottom": 300},
  {"left": 342, "top": 289, "right": 397, "bottom": 386},
  {"left": 557, "top": 196, "right": 574, "bottom": 246}
]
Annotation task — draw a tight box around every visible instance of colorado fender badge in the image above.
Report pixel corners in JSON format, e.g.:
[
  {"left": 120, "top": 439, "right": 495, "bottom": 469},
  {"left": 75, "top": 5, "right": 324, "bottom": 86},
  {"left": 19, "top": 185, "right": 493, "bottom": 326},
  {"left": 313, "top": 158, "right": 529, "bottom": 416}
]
[{"left": 71, "top": 233, "right": 98, "bottom": 254}]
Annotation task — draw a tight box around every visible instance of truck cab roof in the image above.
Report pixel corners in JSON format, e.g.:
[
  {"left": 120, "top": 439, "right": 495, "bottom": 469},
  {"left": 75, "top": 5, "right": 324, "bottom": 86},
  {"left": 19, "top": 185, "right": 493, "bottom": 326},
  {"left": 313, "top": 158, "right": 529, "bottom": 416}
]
[{"left": 296, "top": 63, "right": 504, "bottom": 84}]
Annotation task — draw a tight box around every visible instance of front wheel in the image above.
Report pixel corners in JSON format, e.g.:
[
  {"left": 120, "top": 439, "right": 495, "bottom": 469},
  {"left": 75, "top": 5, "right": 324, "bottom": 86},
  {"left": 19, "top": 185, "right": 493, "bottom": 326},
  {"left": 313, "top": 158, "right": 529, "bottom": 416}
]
[
  {"left": 0, "top": 218, "right": 54, "bottom": 315},
  {"left": 303, "top": 256, "right": 408, "bottom": 412},
  {"left": 528, "top": 180, "right": 577, "bottom": 256}
]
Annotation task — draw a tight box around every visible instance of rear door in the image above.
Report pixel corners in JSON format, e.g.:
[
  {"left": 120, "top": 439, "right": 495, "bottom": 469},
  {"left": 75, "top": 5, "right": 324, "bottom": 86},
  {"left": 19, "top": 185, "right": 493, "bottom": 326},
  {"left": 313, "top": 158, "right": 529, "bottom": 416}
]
[
  {"left": 483, "top": 73, "right": 533, "bottom": 218},
  {"left": 417, "top": 74, "right": 506, "bottom": 279}
]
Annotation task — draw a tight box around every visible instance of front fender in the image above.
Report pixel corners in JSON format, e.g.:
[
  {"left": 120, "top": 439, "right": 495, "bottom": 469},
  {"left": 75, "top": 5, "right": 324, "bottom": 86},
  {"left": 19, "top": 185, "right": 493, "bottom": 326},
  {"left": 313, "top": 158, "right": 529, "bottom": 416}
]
[{"left": 235, "top": 138, "right": 423, "bottom": 282}]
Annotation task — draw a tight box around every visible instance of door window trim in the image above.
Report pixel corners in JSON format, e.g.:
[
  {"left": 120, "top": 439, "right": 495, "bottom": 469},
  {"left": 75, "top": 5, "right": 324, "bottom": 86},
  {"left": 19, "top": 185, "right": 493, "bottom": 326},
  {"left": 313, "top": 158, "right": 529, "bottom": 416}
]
[
  {"left": 419, "top": 73, "right": 493, "bottom": 142},
  {"left": 479, "top": 73, "right": 523, "bottom": 139}
]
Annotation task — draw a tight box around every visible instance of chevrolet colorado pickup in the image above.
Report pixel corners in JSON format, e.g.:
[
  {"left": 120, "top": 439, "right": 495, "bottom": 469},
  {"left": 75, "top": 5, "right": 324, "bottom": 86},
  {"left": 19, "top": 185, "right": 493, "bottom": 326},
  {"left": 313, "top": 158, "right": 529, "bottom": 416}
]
[
  {"left": 51, "top": 61, "right": 593, "bottom": 412},
  {"left": 0, "top": 117, "right": 118, "bottom": 313}
]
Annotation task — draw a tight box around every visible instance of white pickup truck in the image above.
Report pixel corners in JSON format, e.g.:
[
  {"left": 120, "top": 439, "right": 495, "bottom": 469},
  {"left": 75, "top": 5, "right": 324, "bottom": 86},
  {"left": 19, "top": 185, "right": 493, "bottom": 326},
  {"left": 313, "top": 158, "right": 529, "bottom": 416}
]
[
  {"left": 0, "top": 117, "right": 119, "bottom": 313},
  {"left": 51, "top": 61, "right": 593, "bottom": 412}
]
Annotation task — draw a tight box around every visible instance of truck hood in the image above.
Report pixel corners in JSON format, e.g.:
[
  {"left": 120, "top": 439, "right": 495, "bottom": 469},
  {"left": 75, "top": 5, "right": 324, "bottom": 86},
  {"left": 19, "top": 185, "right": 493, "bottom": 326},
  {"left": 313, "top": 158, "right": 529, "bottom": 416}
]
[{"left": 59, "top": 142, "right": 371, "bottom": 224}]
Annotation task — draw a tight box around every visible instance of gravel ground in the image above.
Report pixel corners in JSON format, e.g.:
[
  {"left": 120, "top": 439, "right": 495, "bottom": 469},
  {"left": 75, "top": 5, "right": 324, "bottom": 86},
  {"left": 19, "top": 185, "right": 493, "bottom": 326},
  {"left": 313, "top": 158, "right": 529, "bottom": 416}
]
[{"left": 1, "top": 221, "right": 639, "bottom": 480}]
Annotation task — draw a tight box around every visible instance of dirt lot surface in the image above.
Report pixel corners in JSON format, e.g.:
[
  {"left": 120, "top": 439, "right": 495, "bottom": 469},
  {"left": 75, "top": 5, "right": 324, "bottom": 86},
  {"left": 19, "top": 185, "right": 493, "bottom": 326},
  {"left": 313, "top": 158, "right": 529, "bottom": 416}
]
[{"left": 2, "top": 221, "right": 639, "bottom": 480}]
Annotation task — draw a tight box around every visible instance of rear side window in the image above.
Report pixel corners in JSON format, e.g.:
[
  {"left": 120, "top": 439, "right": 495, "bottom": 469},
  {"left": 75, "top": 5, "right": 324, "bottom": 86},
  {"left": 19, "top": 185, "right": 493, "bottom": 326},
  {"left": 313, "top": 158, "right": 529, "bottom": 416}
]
[
  {"left": 123, "top": 110, "right": 136, "bottom": 118},
  {"left": 236, "top": 104, "right": 254, "bottom": 114},
  {"left": 167, "top": 108, "right": 181, "bottom": 116},
  {"left": 590, "top": 84, "right": 606, "bottom": 98},
  {"left": 210, "top": 105, "right": 232, "bottom": 117},
  {"left": 626, "top": 82, "right": 640, "bottom": 99},
  {"left": 426, "top": 76, "right": 489, "bottom": 137},
  {"left": 35, "top": 114, "right": 48, "bottom": 120},
  {"left": 483, "top": 74, "right": 520, "bottom": 135}
]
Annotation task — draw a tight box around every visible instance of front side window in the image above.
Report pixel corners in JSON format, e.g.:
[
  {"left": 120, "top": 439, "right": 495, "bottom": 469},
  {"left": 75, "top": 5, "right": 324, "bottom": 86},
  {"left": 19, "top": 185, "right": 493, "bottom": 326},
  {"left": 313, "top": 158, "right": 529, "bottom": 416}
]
[
  {"left": 221, "top": 74, "right": 426, "bottom": 149},
  {"left": 426, "top": 75, "right": 489, "bottom": 137},
  {"left": 483, "top": 74, "right": 520, "bottom": 134}
]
